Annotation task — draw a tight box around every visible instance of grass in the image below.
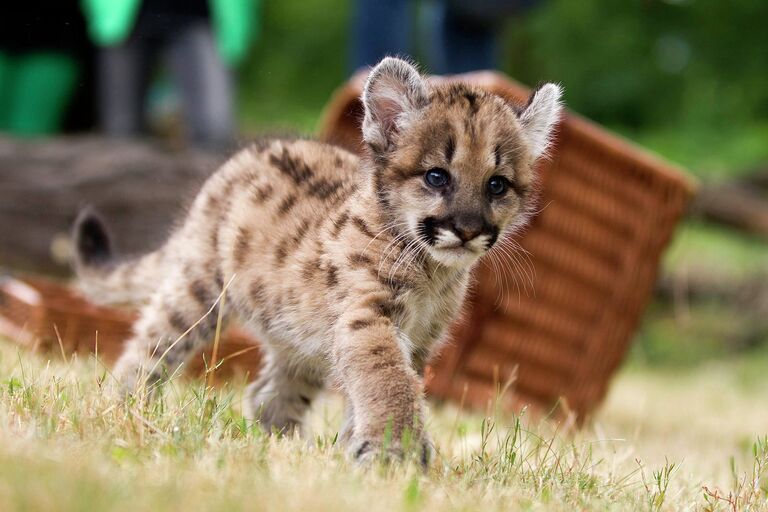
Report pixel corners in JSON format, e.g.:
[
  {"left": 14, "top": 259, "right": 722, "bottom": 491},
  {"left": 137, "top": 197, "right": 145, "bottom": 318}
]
[{"left": 1, "top": 338, "right": 768, "bottom": 511}]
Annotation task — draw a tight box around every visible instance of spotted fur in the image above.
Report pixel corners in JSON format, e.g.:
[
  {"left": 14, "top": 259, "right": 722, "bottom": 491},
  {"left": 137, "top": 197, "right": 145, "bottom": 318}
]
[{"left": 72, "top": 57, "right": 562, "bottom": 464}]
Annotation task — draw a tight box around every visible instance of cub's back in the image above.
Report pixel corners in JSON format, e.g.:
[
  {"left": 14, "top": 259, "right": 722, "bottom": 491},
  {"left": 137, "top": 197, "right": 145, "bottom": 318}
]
[{"left": 180, "top": 139, "right": 362, "bottom": 289}]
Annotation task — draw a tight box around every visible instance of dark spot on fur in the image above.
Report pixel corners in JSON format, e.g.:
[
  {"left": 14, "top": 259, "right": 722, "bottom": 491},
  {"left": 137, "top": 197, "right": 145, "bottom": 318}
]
[
  {"left": 307, "top": 178, "right": 343, "bottom": 200},
  {"left": 214, "top": 269, "right": 224, "bottom": 289},
  {"left": 249, "top": 279, "right": 267, "bottom": 308},
  {"left": 209, "top": 228, "right": 219, "bottom": 252},
  {"left": 299, "top": 395, "right": 311, "bottom": 406},
  {"left": 464, "top": 91, "right": 479, "bottom": 115},
  {"left": 349, "top": 318, "right": 376, "bottom": 330},
  {"left": 145, "top": 327, "right": 163, "bottom": 344},
  {"left": 334, "top": 183, "right": 357, "bottom": 204},
  {"left": 189, "top": 280, "right": 210, "bottom": 306},
  {"left": 277, "top": 194, "right": 298, "bottom": 216},
  {"left": 274, "top": 243, "right": 288, "bottom": 266},
  {"left": 273, "top": 219, "right": 311, "bottom": 267},
  {"left": 445, "top": 136, "right": 456, "bottom": 163},
  {"left": 331, "top": 211, "right": 349, "bottom": 238},
  {"left": 250, "top": 183, "right": 273, "bottom": 203},
  {"left": 301, "top": 258, "right": 320, "bottom": 281},
  {"left": 207, "top": 181, "right": 236, "bottom": 251},
  {"left": 231, "top": 172, "right": 254, "bottom": 189},
  {"left": 351, "top": 216, "right": 374, "bottom": 238},
  {"left": 326, "top": 264, "right": 339, "bottom": 287},
  {"left": 369, "top": 343, "right": 389, "bottom": 356},
  {"left": 285, "top": 290, "right": 299, "bottom": 307},
  {"left": 372, "top": 297, "right": 401, "bottom": 319},
  {"left": 180, "top": 337, "right": 196, "bottom": 353},
  {"left": 494, "top": 144, "right": 502, "bottom": 167},
  {"left": 203, "top": 194, "right": 221, "bottom": 215},
  {"left": 373, "top": 167, "right": 390, "bottom": 210},
  {"left": 370, "top": 359, "right": 397, "bottom": 371},
  {"left": 294, "top": 218, "right": 311, "bottom": 243},
  {"left": 269, "top": 147, "right": 314, "bottom": 184},
  {"left": 234, "top": 226, "right": 251, "bottom": 268},
  {"left": 348, "top": 252, "right": 373, "bottom": 267},
  {"left": 168, "top": 310, "right": 188, "bottom": 332}
]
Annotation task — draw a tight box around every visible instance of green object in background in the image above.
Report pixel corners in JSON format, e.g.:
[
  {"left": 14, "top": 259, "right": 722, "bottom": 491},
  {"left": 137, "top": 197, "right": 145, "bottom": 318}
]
[
  {"left": 80, "top": 0, "right": 259, "bottom": 66},
  {"left": 0, "top": 53, "right": 79, "bottom": 136},
  {"left": 211, "top": 0, "right": 260, "bottom": 66},
  {"left": 79, "top": 0, "right": 142, "bottom": 47}
]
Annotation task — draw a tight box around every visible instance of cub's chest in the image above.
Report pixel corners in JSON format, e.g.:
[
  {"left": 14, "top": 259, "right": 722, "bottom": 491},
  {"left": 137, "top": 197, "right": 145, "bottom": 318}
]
[{"left": 396, "top": 275, "right": 468, "bottom": 350}]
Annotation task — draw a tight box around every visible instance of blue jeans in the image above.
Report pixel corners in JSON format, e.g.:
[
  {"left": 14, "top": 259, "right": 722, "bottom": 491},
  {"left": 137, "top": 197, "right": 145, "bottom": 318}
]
[
  {"left": 351, "top": 0, "right": 413, "bottom": 71},
  {"left": 351, "top": 0, "right": 501, "bottom": 74}
]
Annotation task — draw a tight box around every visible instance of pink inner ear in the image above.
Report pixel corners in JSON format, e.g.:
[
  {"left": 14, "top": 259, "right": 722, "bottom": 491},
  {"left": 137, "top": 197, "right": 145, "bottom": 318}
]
[
  {"left": 368, "top": 72, "right": 415, "bottom": 137},
  {"left": 362, "top": 59, "right": 429, "bottom": 148},
  {"left": 373, "top": 95, "right": 403, "bottom": 136}
]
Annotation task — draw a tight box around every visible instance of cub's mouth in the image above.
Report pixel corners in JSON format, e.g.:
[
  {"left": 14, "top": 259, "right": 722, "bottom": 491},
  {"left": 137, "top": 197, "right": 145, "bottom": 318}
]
[
  {"left": 428, "top": 243, "right": 484, "bottom": 267},
  {"left": 426, "top": 228, "right": 490, "bottom": 267},
  {"left": 416, "top": 216, "right": 499, "bottom": 267}
]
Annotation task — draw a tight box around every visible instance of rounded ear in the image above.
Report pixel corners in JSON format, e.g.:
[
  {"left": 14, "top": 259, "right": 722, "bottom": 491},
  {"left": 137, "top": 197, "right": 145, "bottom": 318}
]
[
  {"left": 518, "top": 83, "right": 563, "bottom": 160},
  {"left": 361, "top": 57, "right": 429, "bottom": 153}
]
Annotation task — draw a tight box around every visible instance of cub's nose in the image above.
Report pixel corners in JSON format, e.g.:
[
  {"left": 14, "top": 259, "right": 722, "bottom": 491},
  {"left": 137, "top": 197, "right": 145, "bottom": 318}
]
[{"left": 451, "top": 215, "right": 484, "bottom": 242}]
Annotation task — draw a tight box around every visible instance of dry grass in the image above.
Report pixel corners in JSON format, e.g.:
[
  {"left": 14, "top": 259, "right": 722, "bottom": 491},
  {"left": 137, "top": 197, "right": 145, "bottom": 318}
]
[{"left": 1, "top": 338, "right": 767, "bottom": 511}]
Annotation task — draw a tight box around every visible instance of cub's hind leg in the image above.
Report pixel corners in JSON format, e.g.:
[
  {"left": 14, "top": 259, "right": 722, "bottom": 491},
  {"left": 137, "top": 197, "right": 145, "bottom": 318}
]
[
  {"left": 113, "top": 266, "right": 227, "bottom": 392},
  {"left": 244, "top": 350, "right": 322, "bottom": 436}
]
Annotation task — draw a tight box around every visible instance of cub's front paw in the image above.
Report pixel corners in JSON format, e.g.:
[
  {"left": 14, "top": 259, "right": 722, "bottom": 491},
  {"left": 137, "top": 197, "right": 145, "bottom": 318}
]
[
  {"left": 349, "top": 439, "right": 396, "bottom": 465},
  {"left": 111, "top": 353, "right": 162, "bottom": 397},
  {"left": 349, "top": 433, "right": 434, "bottom": 468}
]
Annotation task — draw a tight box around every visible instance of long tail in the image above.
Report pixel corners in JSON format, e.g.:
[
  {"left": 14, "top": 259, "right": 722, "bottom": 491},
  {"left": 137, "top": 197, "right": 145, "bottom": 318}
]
[{"left": 72, "top": 208, "right": 164, "bottom": 305}]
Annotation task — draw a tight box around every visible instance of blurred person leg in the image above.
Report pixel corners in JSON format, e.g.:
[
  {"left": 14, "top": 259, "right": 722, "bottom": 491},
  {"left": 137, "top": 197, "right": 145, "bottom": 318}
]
[
  {"left": 0, "top": 53, "right": 78, "bottom": 135},
  {"left": 166, "top": 22, "right": 234, "bottom": 149},
  {"left": 429, "top": 1, "right": 498, "bottom": 74},
  {"left": 352, "top": 0, "right": 412, "bottom": 70},
  {"left": 98, "top": 36, "right": 153, "bottom": 137}
]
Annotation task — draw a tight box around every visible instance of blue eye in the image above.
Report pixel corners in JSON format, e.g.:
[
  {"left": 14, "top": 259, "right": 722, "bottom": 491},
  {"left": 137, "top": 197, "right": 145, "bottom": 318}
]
[
  {"left": 488, "top": 176, "right": 508, "bottom": 196},
  {"left": 425, "top": 168, "right": 450, "bottom": 189}
]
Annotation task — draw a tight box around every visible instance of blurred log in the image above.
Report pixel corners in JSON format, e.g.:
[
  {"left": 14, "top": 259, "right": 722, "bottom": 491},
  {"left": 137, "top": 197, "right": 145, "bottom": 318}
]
[
  {"left": 656, "top": 269, "right": 768, "bottom": 349},
  {"left": 741, "top": 166, "right": 768, "bottom": 189},
  {"left": 657, "top": 270, "right": 768, "bottom": 307},
  {"left": 690, "top": 182, "right": 768, "bottom": 237},
  {"left": 0, "top": 136, "right": 226, "bottom": 275}
]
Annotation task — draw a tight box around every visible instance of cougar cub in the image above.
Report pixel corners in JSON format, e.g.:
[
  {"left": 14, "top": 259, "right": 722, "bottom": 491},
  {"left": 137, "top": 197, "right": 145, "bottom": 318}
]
[{"left": 73, "top": 57, "right": 562, "bottom": 463}]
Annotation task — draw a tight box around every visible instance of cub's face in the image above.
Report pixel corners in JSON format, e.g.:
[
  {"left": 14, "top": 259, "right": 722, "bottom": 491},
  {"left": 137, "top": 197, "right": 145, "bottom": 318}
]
[{"left": 362, "top": 58, "right": 562, "bottom": 268}]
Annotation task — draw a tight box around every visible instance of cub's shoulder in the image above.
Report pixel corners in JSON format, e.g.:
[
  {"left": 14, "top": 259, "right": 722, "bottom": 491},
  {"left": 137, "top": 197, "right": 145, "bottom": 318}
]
[{"left": 244, "top": 137, "right": 359, "bottom": 184}]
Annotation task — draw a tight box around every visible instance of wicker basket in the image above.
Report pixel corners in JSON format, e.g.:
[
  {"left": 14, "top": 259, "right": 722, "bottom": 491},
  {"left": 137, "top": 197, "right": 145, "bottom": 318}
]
[
  {"left": 0, "top": 276, "right": 261, "bottom": 381},
  {"left": 319, "top": 70, "right": 696, "bottom": 418}
]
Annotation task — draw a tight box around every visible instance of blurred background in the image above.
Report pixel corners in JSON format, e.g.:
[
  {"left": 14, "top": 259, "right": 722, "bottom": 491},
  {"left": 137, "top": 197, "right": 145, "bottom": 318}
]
[{"left": 1, "top": 0, "right": 768, "bottom": 372}]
